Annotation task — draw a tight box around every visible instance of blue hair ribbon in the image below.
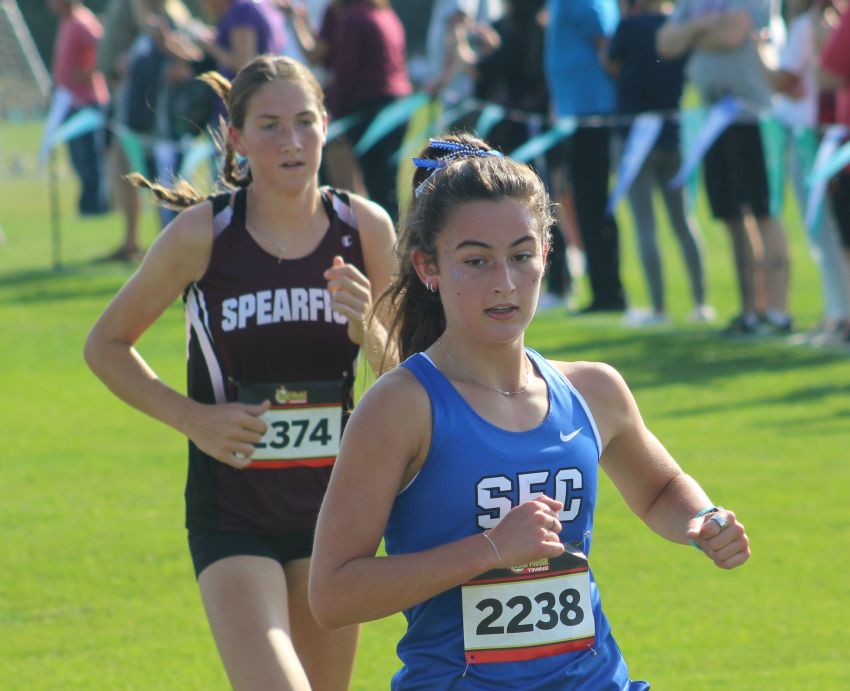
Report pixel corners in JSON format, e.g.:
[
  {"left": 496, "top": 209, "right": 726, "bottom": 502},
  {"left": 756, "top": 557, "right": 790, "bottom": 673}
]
[
  {"left": 411, "top": 158, "right": 445, "bottom": 170},
  {"left": 412, "top": 138, "right": 503, "bottom": 197}
]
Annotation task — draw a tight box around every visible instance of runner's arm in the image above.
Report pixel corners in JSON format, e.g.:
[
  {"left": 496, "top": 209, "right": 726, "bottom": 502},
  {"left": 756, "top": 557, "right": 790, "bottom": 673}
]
[
  {"left": 555, "top": 361, "right": 748, "bottom": 566},
  {"left": 347, "top": 194, "right": 399, "bottom": 375},
  {"left": 84, "top": 203, "right": 268, "bottom": 467}
]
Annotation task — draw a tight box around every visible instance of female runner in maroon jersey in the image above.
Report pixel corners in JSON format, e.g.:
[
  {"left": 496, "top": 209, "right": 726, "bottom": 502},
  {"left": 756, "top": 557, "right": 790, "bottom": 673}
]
[{"left": 85, "top": 55, "right": 397, "bottom": 690}]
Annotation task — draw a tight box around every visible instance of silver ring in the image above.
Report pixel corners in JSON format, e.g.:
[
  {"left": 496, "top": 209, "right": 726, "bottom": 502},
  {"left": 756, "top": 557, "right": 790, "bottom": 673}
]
[
  {"left": 550, "top": 517, "right": 558, "bottom": 532},
  {"left": 709, "top": 513, "right": 727, "bottom": 530},
  {"left": 234, "top": 452, "right": 246, "bottom": 461}
]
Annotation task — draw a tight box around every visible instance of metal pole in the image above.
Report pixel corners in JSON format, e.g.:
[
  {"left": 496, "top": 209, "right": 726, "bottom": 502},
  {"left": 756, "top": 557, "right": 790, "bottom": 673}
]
[{"left": 48, "top": 148, "right": 62, "bottom": 270}]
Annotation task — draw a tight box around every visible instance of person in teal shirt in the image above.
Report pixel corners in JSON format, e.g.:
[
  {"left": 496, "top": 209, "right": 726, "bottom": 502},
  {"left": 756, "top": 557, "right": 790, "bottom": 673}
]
[{"left": 544, "top": 0, "right": 626, "bottom": 313}]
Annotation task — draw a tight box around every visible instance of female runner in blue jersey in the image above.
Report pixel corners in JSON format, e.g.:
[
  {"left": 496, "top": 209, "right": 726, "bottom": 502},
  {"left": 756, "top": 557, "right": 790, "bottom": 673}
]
[
  {"left": 309, "top": 134, "right": 751, "bottom": 690},
  {"left": 85, "top": 56, "right": 398, "bottom": 690}
]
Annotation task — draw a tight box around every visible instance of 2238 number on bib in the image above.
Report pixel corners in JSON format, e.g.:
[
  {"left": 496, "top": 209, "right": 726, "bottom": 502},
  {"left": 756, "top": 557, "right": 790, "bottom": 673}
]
[{"left": 461, "top": 549, "right": 595, "bottom": 664}]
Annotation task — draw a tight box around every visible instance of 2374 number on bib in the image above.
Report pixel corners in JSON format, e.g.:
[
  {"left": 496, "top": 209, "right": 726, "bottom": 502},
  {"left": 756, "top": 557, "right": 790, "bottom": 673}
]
[{"left": 237, "top": 380, "right": 344, "bottom": 469}]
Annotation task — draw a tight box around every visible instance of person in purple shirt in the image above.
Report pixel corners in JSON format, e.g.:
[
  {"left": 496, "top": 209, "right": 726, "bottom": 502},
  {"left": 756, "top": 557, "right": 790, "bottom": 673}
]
[{"left": 196, "top": 0, "right": 287, "bottom": 77}]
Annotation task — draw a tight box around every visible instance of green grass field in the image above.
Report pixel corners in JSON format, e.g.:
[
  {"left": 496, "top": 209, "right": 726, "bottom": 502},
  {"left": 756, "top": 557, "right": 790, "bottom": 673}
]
[{"left": 1, "top": 119, "right": 849, "bottom": 690}]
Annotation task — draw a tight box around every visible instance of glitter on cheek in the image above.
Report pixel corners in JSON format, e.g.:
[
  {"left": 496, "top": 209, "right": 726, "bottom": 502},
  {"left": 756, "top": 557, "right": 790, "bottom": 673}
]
[{"left": 450, "top": 263, "right": 473, "bottom": 283}]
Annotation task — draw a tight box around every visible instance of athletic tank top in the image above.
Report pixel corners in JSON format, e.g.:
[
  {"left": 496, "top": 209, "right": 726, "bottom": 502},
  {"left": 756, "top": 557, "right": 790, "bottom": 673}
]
[
  {"left": 385, "top": 350, "right": 649, "bottom": 690},
  {"left": 184, "top": 186, "right": 365, "bottom": 534}
]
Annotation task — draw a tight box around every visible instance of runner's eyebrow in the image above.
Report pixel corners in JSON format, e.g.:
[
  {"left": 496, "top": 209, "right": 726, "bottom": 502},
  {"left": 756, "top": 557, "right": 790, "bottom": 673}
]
[
  {"left": 455, "top": 235, "right": 536, "bottom": 250},
  {"left": 256, "top": 111, "right": 316, "bottom": 121}
]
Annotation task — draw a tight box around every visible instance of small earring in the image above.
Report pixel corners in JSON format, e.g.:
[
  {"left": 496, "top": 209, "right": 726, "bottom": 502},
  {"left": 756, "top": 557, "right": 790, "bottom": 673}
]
[{"left": 426, "top": 280, "right": 437, "bottom": 294}]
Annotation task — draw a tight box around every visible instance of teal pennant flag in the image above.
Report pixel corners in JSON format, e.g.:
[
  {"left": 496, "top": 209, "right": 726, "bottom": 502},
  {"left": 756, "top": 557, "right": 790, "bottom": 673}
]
[
  {"left": 353, "top": 93, "right": 429, "bottom": 156},
  {"left": 510, "top": 118, "right": 577, "bottom": 163},
  {"left": 474, "top": 103, "right": 506, "bottom": 140}
]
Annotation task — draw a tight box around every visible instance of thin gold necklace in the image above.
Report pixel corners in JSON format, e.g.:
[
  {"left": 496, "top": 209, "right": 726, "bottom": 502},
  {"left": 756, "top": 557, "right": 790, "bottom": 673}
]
[
  {"left": 254, "top": 229, "right": 287, "bottom": 264},
  {"left": 436, "top": 337, "right": 530, "bottom": 398}
]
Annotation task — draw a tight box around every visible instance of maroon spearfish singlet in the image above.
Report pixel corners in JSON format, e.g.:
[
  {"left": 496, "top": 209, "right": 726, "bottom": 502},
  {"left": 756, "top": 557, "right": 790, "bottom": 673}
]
[{"left": 183, "top": 187, "right": 365, "bottom": 534}]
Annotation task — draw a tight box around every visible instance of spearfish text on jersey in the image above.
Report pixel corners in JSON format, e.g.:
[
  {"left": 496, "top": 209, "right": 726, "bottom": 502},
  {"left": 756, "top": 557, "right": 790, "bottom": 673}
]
[{"left": 221, "top": 288, "right": 348, "bottom": 331}]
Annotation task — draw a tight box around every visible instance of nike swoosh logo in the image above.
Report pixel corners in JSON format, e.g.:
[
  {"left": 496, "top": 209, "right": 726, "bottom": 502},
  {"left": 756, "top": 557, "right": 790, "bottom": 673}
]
[{"left": 560, "top": 428, "right": 582, "bottom": 443}]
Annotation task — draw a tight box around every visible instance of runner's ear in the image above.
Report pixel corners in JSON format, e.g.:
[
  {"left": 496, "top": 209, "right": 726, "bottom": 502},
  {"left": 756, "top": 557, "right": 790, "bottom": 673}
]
[{"left": 410, "top": 248, "right": 437, "bottom": 284}]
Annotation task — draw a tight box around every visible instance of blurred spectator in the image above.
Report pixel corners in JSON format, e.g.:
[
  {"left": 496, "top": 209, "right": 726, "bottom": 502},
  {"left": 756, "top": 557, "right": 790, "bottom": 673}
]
[
  {"left": 474, "top": 0, "right": 548, "bottom": 145},
  {"left": 819, "top": 0, "right": 850, "bottom": 326},
  {"left": 658, "top": 0, "right": 794, "bottom": 335},
  {"left": 545, "top": 0, "right": 627, "bottom": 313},
  {"left": 150, "top": 5, "right": 217, "bottom": 223},
  {"left": 473, "top": 0, "right": 571, "bottom": 308},
  {"left": 97, "top": 0, "right": 210, "bottom": 260},
  {"left": 98, "top": 0, "right": 147, "bottom": 260},
  {"left": 276, "top": 0, "right": 366, "bottom": 196},
  {"left": 194, "top": 0, "right": 287, "bottom": 78},
  {"left": 120, "top": 1, "right": 214, "bottom": 229},
  {"left": 424, "top": 0, "right": 503, "bottom": 108},
  {"left": 47, "top": 0, "right": 110, "bottom": 216},
  {"left": 277, "top": 0, "right": 331, "bottom": 64},
  {"left": 760, "top": 0, "right": 850, "bottom": 343},
  {"left": 282, "top": 0, "right": 411, "bottom": 223},
  {"left": 606, "top": 0, "right": 711, "bottom": 325}
]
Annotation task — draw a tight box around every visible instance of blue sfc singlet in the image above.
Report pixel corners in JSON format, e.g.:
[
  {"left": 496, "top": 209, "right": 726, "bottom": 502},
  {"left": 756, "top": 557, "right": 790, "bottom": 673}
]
[
  {"left": 385, "top": 349, "right": 650, "bottom": 690},
  {"left": 183, "top": 186, "right": 365, "bottom": 535}
]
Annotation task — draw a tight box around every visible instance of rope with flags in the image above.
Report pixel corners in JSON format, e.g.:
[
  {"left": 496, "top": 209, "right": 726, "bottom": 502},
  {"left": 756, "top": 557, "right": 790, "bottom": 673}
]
[{"left": 41, "top": 89, "right": 850, "bottom": 230}]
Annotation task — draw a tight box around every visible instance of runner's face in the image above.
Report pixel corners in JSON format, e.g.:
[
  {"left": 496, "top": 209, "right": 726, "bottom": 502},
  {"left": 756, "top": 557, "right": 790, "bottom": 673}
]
[
  {"left": 430, "top": 198, "right": 545, "bottom": 345},
  {"left": 231, "top": 79, "right": 326, "bottom": 193}
]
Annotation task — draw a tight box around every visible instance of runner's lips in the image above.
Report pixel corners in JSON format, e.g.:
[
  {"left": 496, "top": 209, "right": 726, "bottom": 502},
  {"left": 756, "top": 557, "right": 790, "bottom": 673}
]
[{"left": 485, "top": 304, "right": 518, "bottom": 314}]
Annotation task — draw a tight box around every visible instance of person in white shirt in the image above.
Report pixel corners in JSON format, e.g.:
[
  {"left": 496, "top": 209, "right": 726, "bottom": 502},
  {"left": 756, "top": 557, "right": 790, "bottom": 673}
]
[
  {"left": 759, "top": 0, "right": 850, "bottom": 343},
  {"left": 424, "top": 0, "right": 503, "bottom": 106}
]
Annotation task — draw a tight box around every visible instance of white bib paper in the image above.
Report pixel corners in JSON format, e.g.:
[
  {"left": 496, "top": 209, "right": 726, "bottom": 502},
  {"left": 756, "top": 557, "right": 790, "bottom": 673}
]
[
  {"left": 237, "top": 381, "right": 344, "bottom": 469},
  {"left": 461, "top": 550, "right": 595, "bottom": 664}
]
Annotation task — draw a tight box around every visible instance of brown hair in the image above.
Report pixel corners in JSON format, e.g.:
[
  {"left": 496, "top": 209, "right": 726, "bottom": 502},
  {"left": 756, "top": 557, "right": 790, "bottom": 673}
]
[
  {"left": 376, "top": 133, "right": 555, "bottom": 361},
  {"left": 126, "top": 54, "right": 325, "bottom": 209}
]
